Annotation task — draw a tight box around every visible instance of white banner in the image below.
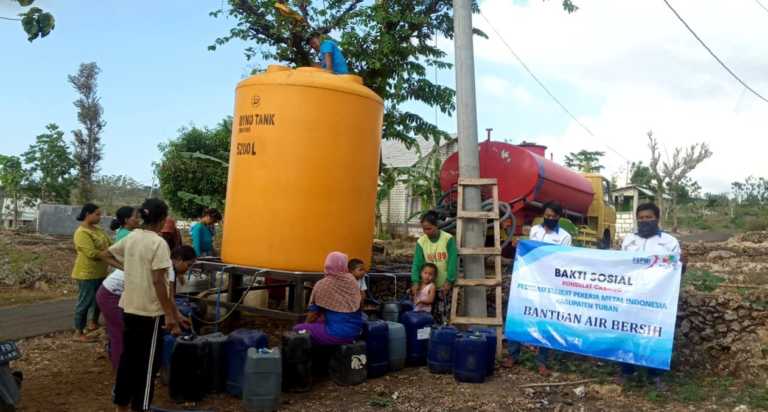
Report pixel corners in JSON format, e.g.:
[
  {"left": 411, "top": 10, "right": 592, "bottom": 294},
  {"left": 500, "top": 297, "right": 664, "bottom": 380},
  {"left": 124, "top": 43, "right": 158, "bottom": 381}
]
[{"left": 505, "top": 240, "right": 682, "bottom": 369}]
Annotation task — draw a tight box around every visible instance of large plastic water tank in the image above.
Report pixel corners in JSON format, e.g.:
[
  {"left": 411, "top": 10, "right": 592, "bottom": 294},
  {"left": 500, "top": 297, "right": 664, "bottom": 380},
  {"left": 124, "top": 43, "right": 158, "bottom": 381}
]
[{"left": 222, "top": 66, "right": 384, "bottom": 271}]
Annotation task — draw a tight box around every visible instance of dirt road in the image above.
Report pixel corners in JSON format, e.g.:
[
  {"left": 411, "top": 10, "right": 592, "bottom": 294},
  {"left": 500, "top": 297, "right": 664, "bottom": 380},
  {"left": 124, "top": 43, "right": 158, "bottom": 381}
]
[{"left": 0, "top": 299, "right": 75, "bottom": 340}]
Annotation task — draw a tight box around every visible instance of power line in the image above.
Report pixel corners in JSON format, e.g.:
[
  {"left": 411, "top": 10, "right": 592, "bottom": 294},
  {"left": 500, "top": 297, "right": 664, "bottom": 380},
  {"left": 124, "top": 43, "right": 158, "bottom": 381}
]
[
  {"left": 0, "top": 16, "right": 21, "bottom": 21},
  {"left": 662, "top": 0, "right": 768, "bottom": 104},
  {"left": 755, "top": 0, "right": 768, "bottom": 15},
  {"left": 478, "top": 10, "right": 631, "bottom": 162}
]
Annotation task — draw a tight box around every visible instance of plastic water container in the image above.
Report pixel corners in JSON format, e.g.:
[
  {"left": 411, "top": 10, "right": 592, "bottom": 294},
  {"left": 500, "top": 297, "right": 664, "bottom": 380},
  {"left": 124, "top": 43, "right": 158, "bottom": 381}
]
[
  {"left": 281, "top": 331, "right": 312, "bottom": 393},
  {"left": 453, "top": 333, "right": 488, "bottom": 383},
  {"left": 428, "top": 325, "right": 458, "bottom": 374},
  {"left": 468, "top": 327, "right": 497, "bottom": 376},
  {"left": 202, "top": 332, "right": 229, "bottom": 392},
  {"left": 243, "top": 290, "right": 268, "bottom": 309},
  {"left": 363, "top": 320, "right": 389, "bottom": 378},
  {"left": 329, "top": 341, "right": 367, "bottom": 386},
  {"left": 169, "top": 335, "right": 210, "bottom": 402},
  {"left": 242, "top": 347, "right": 281, "bottom": 412},
  {"left": 177, "top": 272, "right": 211, "bottom": 294},
  {"left": 226, "top": 329, "right": 269, "bottom": 397},
  {"left": 159, "top": 333, "right": 176, "bottom": 385},
  {"left": 380, "top": 302, "right": 401, "bottom": 322},
  {"left": 399, "top": 311, "right": 433, "bottom": 366},
  {"left": 385, "top": 321, "right": 406, "bottom": 371}
]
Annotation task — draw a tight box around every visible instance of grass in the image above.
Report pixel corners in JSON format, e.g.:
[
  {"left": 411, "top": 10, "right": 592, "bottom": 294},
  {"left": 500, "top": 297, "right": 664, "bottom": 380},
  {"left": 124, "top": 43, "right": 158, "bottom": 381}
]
[
  {"left": 368, "top": 397, "right": 393, "bottom": 408},
  {"left": 631, "top": 373, "right": 768, "bottom": 410},
  {"left": 683, "top": 269, "right": 726, "bottom": 292},
  {"left": 515, "top": 347, "right": 768, "bottom": 410}
]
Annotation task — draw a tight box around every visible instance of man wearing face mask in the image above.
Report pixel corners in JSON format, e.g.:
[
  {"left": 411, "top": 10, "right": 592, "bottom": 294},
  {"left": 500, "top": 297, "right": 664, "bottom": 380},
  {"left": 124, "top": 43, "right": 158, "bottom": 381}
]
[
  {"left": 617, "top": 202, "right": 681, "bottom": 390},
  {"left": 503, "top": 201, "right": 571, "bottom": 375}
]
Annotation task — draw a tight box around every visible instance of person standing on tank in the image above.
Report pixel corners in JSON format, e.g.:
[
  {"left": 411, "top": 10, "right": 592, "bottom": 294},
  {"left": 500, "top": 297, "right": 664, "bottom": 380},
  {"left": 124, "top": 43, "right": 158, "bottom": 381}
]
[
  {"left": 503, "top": 201, "right": 572, "bottom": 376},
  {"left": 190, "top": 208, "right": 222, "bottom": 258},
  {"left": 71, "top": 203, "right": 112, "bottom": 343},
  {"left": 410, "top": 210, "right": 458, "bottom": 323},
  {"left": 307, "top": 31, "right": 349, "bottom": 74},
  {"left": 99, "top": 198, "right": 190, "bottom": 412},
  {"left": 616, "top": 202, "right": 683, "bottom": 391}
]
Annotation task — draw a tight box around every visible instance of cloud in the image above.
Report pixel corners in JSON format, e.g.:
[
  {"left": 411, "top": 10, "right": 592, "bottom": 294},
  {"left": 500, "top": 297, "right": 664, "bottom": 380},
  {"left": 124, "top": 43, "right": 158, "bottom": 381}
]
[
  {"left": 472, "top": 0, "right": 768, "bottom": 193},
  {"left": 479, "top": 75, "right": 532, "bottom": 104}
]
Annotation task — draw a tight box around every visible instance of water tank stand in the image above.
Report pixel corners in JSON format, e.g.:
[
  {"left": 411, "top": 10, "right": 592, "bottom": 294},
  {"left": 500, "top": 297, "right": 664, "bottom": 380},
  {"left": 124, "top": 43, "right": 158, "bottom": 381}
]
[{"left": 450, "top": 178, "right": 504, "bottom": 358}]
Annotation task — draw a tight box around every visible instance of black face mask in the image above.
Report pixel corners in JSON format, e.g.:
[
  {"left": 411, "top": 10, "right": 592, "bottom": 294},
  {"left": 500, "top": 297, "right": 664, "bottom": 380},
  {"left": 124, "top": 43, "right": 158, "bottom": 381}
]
[
  {"left": 543, "top": 218, "right": 559, "bottom": 230},
  {"left": 637, "top": 220, "right": 660, "bottom": 238}
]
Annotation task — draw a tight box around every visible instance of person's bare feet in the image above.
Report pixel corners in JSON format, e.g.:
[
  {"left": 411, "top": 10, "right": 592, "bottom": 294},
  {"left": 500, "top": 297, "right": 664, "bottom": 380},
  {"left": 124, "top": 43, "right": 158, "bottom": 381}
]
[
  {"left": 87, "top": 321, "right": 99, "bottom": 332},
  {"left": 72, "top": 331, "right": 94, "bottom": 343}
]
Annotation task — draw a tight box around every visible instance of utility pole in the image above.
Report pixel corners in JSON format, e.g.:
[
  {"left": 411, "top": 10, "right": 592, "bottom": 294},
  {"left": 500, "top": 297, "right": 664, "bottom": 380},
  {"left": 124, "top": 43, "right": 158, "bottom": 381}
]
[{"left": 453, "top": 0, "right": 485, "bottom": 318}]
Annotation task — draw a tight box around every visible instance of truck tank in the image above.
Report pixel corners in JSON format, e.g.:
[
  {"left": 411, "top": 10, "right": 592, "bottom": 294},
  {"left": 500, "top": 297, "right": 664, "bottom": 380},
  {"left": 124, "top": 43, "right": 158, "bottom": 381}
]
[
  {"left": 439, "top": 141, "right": 594, "bottom": 218},
  {"left": 221, "top": 65, "right": 384, "bottom": 271}
]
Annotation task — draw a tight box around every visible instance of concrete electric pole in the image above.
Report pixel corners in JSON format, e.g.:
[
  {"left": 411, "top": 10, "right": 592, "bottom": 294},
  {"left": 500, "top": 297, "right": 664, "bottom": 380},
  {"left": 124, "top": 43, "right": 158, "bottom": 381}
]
[{"left": 453, "top": 0, "right": 486, "bottom": 318}]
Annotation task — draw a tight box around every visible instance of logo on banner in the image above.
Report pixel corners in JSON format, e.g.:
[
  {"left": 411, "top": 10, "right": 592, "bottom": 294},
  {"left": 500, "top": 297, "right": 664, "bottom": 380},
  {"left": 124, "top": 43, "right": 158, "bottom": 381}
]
[{"left": 633, "top": 255, "right": 678, "bottom": 268}]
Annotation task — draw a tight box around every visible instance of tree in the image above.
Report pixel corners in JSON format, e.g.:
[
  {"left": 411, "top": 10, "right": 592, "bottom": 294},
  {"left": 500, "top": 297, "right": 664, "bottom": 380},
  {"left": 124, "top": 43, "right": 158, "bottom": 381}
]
[
  {"left": 0, "top": 155, "right": 29, "bottom": 228},
  {"left": 647, "top": 130, "right": 712, "bottom": 231},
  {"left": 564, "top": 150, "right": 605, "bottom": 173},
  {"left": 629, "top": 161, "right": 653, "bottom": 188},
  {"left": 731, "top": 176, "right": 768, "bottom": 205},
  {"left": 69, "top": 62, "right": 106, "bottom": 204},
  {"left": 156, "top": 118, "right": 231, "bottom": 218},
  {"left": 405, "top": 136, "right": 456, "bottom": 214},
  {"left": 22, "top": 124, "right": 76, "bottom": 204},
  {"left": 93, "top": 175, "right": 151, "bottom": 214},
  {"left": 2, "top": 0, "right": 55, "bottom": 42}
]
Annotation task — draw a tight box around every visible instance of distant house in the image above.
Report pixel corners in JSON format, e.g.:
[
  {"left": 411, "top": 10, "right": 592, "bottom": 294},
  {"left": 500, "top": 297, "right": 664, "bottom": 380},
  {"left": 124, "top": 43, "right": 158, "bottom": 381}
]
[
  {"left": 611, "top": 185, "right": 669, "bottom": 239},
  {"left": 1, "top": 197, "right": 39, "bottom": 229},
  {"left": 379, "top": 136, "right": 458, "bottom": 236}
]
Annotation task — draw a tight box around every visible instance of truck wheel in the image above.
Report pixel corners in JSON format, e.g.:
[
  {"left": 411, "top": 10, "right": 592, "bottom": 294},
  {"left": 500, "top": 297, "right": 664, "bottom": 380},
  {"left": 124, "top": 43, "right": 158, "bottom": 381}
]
[{"left": 599, "top": 230, "right": 612, "bottom": 250}]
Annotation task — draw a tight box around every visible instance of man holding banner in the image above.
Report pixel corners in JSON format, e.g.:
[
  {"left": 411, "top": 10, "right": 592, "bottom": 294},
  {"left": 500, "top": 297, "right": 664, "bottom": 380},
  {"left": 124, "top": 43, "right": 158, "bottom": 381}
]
[
  {"left": 505, "top": 202, "right": 683, "bottom": 390},
  {"left": 617, "top": 202, "right": 682, "bottom": 389},
  {"left": 503, "top": 201, "right": 571, "bottom": 376}
]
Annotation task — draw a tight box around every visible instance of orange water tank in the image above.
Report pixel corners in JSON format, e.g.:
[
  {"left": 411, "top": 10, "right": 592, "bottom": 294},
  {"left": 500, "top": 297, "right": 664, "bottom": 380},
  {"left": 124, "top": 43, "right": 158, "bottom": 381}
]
[{"left": 221, "top": 66, "right": 384, "bottom": 272}]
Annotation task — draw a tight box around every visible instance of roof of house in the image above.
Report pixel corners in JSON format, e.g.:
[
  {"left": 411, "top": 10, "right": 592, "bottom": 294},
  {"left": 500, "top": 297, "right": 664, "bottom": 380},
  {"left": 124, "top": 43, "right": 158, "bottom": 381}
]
[
  {"left": 611, "top": 185, "right": 672, "bottom": 200},
  {"left": 381, "top": 134, "right": 457, "bottom": 168}
]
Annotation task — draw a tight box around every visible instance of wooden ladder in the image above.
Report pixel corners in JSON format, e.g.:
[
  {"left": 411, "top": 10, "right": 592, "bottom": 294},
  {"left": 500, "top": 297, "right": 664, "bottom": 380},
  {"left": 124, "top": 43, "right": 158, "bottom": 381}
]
[{"left": 450, "top": 177, "right": 504, "bottom": 357}]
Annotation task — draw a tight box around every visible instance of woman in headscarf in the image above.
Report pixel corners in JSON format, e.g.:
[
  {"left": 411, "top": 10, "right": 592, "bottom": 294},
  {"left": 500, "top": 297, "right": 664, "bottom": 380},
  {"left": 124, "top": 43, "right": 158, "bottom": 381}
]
[{"left": 293, "top": 252, "right": 364, "bottom": 345}]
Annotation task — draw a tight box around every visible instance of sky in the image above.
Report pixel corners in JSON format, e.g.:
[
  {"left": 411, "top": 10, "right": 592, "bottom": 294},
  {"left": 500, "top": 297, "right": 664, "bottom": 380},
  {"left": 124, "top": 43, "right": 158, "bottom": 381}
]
[{"left": 1, "top": 0, "right": 767, "bottom": 193}]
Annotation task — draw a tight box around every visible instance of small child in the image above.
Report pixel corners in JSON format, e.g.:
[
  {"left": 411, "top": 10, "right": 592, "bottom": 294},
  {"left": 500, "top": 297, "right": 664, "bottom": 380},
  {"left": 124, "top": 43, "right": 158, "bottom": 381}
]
[
  {"left": 413, "top": 263, "right": 437, "bottom": 312},
  {"left": 348, "top": 258, "right": 367, "bottom": 306}
]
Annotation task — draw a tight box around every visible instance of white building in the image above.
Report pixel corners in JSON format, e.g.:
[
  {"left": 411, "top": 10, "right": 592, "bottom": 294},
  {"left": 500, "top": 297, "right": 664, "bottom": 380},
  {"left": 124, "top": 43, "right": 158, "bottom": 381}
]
[
  {"left": 611, "top": 185, "right": 669, "bottom": 239},
  {"left": 1, "top": 197, "right": 39, "bottom": 229},
  {"left": 378, "top": 136, "right": 458, "bottom": 237}
]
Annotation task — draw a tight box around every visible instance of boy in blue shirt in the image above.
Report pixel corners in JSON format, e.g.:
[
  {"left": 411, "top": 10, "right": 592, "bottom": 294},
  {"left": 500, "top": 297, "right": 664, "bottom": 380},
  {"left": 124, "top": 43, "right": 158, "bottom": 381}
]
[{"left": 308, "top": 31, "right": 349, "bottom": 74}]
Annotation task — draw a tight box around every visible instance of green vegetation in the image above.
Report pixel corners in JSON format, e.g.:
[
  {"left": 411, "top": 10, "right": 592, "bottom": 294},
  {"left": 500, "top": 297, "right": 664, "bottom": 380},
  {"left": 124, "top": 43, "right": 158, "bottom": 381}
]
[
  {"left": 682, "top": 269, "right": 725, "bottom": 293},
  {"left": 156, "top": 118, "right": 231, "bottom": 218}
]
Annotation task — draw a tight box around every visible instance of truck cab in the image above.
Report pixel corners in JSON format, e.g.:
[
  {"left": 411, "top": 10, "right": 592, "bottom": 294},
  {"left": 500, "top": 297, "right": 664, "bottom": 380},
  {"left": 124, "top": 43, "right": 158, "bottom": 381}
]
[{"left": 578, "top": 173, "right": 617, "bottom": 248}]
